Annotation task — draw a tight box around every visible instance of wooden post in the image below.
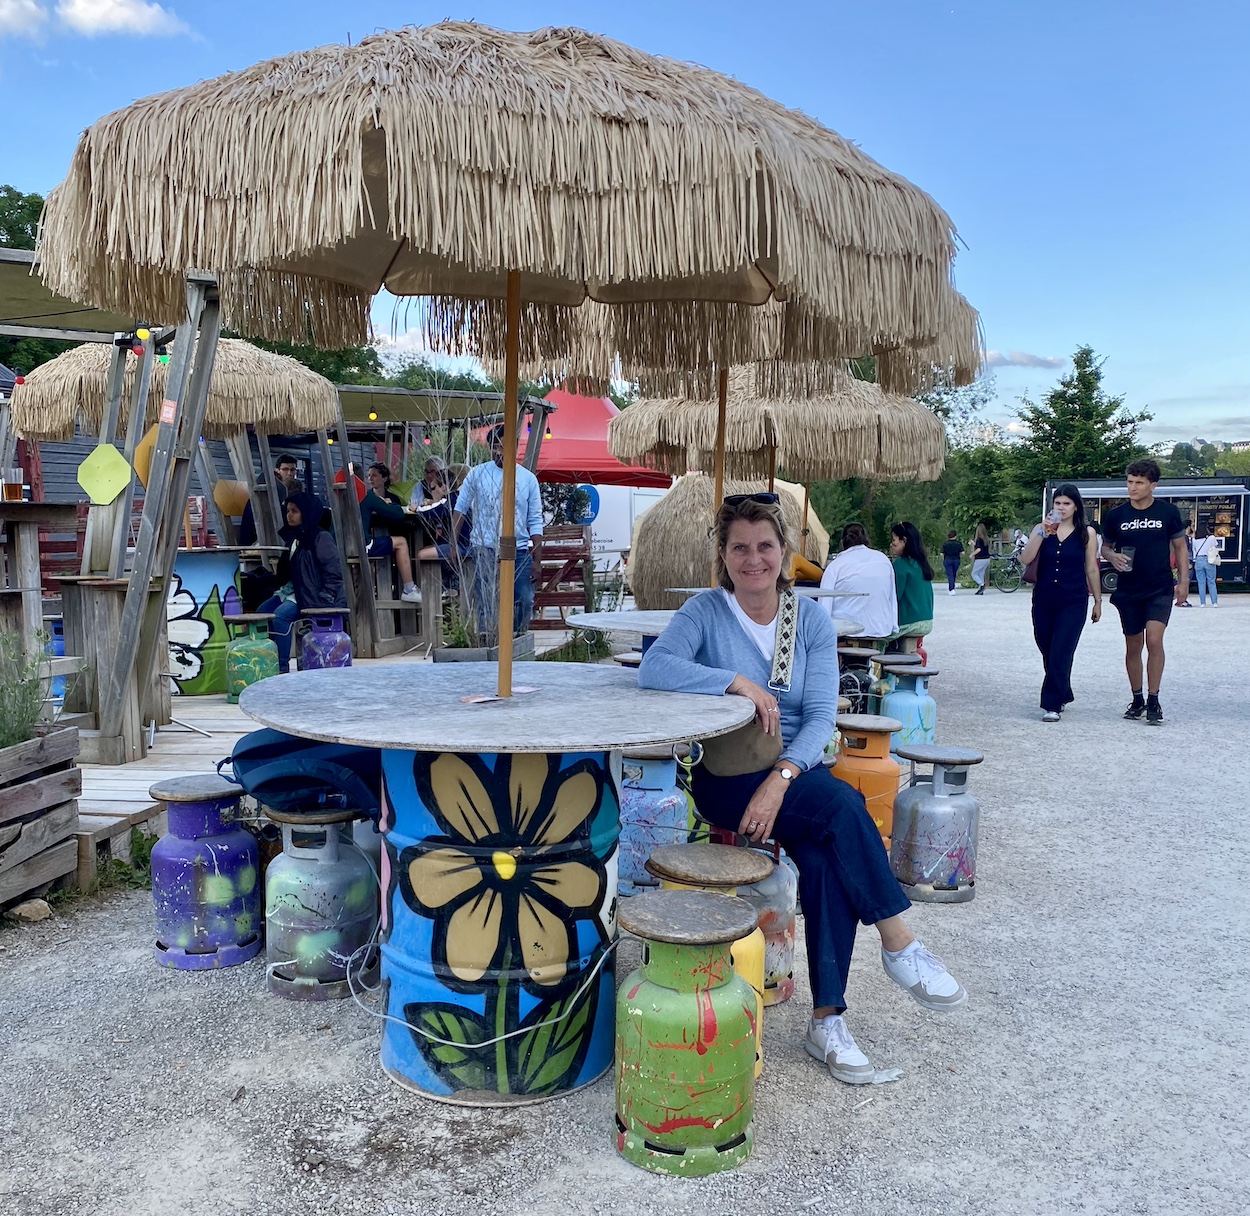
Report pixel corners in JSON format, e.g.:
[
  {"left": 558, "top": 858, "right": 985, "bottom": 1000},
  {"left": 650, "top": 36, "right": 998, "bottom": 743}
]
[
  {"left": 253, "top": 432, "right": 284, "bottom": 546},
  {"left": 522, "top": 399, "right": 555, "bottom": 473},
  {"left": 711, "top": 366, "right": 729, "bottom": 588},
  {"left": 768, "top": 445, "right": 776, "bottom": 493},
  {"left": 99, "top": 274, "right": 218, "bottom": 748},
  {"left": 107, "top": 345, "right": 156, "bottom": 577},
  {"left": 496, "top": 270, "right": 522, "bottom": 698},
  {"left": 195, "top": 440, "right": 236, "bottom": 546},
  {"left": 0, "top": 401, "right": 14, "bottom": 470}
]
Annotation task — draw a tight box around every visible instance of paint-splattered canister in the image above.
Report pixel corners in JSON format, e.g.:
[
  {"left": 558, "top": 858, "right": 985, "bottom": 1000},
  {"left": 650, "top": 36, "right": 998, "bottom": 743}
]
[
  {"left": 615, "top": 889, "right": 758, "bottom": 1176},
  {"left": 831, "top": 714, "right": 903, "bottom": 849},
  {"left": 264, "top": 808, "right": 379, "bottom": 999},
  {"left": 224, "top": 614, "right": 280, "bottom": 704},
  {"left": 880, "top": 666, "right": 939, "bottom": 752},
  {"left": 299, "top": 610, "right": 353, "bottom": 669},
  {"left": 617, "top": 745, "right": 692, "bottom": 896},
  {"left": 149, "top": 775, "right": 261, "bottom": 969}
]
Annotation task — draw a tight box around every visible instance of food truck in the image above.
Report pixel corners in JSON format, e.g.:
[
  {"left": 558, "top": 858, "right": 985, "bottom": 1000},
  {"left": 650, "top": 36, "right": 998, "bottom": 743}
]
[{"left": 1043, "top": 476, "right": 1250, "bottom": 592}]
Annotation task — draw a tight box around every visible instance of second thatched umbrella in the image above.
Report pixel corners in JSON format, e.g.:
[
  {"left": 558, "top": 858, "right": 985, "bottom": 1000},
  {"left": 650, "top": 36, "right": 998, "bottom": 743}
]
[
  {"left": 608, "top": 365, "right": 947, "bottom": 485},
  {"left": 9, "top": 339, "right": 340, "bottom": 440}
]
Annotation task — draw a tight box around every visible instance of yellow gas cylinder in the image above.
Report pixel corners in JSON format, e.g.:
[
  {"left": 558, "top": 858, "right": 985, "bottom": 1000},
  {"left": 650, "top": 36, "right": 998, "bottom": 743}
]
[
  {"left": 643, "top": 843, "right": 772, "bottom": 1076},
  {"left": 832, "top": 713, "right": 903, "bottom": 849}
]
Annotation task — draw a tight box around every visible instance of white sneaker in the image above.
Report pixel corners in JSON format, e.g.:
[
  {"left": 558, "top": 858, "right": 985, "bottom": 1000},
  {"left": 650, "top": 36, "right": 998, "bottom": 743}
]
[
  {"left": 401, "top": 586, "right": 422, "bottom": 603},
  {"left": 1042, "top": 710, "right": 1061, "bottom": 723},
  {"left": 803, "top": 1015, "right": 874, "bottom": 1085},
  {"left": 881, "top": 942, "right": 967, "bottom": 1011},
  {"left": 948, "top": 589, "right": 957, "bottom": 596}
]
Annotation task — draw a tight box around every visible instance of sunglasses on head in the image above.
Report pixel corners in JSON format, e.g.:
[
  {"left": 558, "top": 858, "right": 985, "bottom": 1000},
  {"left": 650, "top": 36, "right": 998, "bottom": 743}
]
[{"left": 724, "top": 493, "right": 780, "bottom": 506}]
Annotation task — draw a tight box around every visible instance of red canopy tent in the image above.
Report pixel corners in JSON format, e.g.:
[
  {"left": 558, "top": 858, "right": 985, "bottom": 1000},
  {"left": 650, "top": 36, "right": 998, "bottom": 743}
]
[{"left": 520, "top": 388, "right": 670, "bottom": 488}]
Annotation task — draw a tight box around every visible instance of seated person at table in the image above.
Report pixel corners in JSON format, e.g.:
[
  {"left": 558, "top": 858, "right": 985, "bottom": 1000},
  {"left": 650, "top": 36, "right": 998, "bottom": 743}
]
[
  {"left": 818, "top": 522, "right": 898, "bottom": 640},
  {"left": 258, "top": 492, "right": 346, "bottom": 674},
  {"left": 889, "top": 520, "right": 935, "bottom": 642},
  {"left": 638, "top": 493, "right": 966, "bottom": 1085},
  {"left": 360, "top": 462, "right": 420, "bottom": 603},
  {"left": 413, "top": 463, "right": 471, "bottom": 588},
  {"left": 409, "top": 456, "right": 450, "bottom": 508}
]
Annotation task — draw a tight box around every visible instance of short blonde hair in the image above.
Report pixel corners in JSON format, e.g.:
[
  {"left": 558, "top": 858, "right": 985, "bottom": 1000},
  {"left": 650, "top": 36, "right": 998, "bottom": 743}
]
[{"left": 714, "top": 496, "right": 794, "bottom": 593}]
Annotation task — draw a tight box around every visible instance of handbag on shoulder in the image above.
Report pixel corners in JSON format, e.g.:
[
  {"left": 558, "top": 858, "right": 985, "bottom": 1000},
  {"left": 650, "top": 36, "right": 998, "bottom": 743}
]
[{"left": 699, "top": 589, "right": 797, "bottom": 777}]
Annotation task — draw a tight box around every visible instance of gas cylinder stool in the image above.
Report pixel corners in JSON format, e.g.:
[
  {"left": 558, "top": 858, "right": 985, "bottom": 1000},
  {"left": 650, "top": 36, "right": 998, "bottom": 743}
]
[
  {"left": 618, "top": 744, "right": 693, "bottom": 896},
  {"left": 644, "top": 843, "right": 772, "bottom": 1070},
  {"left": 831, "top": 714, "right": 903, "bottom": 850},
  {"left": 150, "top": 775, "right": 262, "bottom": 970},
  {"left": 264, "top": 806, "right": 380, "bottom": 1000},
  {"left": 867, "top": 651, "right": 921, "bottom": 713},
  {"left": 890, "top": 745, "right": 984, "bottom": 903},
  {"left": 879, "top": 665, "right": 939, "bottom": 752},
  {"left": 298, "top": 607, "right": 353, "bottom": 670},
  {"left": 837, "top": 647, "right": 876, "bottom": 714},
  {"left": 616, "top": 889, "right": 759, "bottom": 1176},
  {"left": 223, "top": 613, "right": 279, "bottom": 704}
]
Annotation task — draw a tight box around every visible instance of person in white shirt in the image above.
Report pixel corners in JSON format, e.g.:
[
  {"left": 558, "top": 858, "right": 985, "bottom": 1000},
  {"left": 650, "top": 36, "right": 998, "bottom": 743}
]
[
  {"left": 452, "top": 424, "right": 544, "bottom": 639},
  {"left": 819, "top": 523, "right": 899, "bottom": 640}
]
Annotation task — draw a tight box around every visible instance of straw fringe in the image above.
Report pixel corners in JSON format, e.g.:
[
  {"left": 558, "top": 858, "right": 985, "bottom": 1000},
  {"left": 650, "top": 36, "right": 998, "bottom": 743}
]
[
  {"left": 9, "top": 340, "right": 340, "bottom": 441},
  {"left": 609, "top": 366, "right": 946, "bottom": 484},
  {"left": 38, "top": 22, "right": 974, "bottom": 379},
  {"left": 629, "top": 473, "right": 826, "bottom": 610}
]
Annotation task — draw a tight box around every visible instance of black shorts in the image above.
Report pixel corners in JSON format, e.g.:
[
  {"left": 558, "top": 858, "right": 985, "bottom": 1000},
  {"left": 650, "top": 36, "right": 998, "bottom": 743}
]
[
  {"left": 1114, "top": 592, "right": 1172, "bottom": 636},
  {"left": 365, "top": 536, "right": 394, "bottom": 557}
]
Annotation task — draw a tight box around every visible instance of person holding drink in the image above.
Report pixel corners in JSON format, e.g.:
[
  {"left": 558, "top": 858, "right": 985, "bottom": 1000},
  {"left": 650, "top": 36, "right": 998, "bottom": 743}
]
[
  {"left": 1101, "top": 460, "right": 1187, "bottom": 725},
  {"left": 1019, "top": 484, "right": 1101, "bottom": 722}
]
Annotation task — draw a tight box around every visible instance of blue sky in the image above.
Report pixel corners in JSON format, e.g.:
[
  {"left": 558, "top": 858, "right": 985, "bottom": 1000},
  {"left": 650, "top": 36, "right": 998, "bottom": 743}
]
[{"left": 2, "top": 0, "right": 1247, "bottom": 445}]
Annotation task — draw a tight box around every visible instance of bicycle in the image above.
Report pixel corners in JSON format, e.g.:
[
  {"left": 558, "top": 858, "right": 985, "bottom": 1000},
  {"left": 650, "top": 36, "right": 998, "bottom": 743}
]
[{"left": 990, "top": 550, "right": 1024, "bottom": 593}]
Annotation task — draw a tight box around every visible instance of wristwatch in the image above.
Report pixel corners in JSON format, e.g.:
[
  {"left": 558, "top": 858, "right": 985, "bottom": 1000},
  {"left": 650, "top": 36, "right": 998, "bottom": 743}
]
[{"left": 774, "top": 763, "right": 798, "bottom": 782}]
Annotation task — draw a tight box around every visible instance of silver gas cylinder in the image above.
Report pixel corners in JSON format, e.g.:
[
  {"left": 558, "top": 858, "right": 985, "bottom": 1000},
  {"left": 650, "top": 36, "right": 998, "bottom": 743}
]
[{"left": 889, "top": 745, "right": 983, "bottom": 903}]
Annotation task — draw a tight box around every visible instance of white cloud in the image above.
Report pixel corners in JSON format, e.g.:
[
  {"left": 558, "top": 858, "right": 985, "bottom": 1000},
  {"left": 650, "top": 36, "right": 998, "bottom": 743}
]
[
  {"left": 985, "top": 349, "right": 1067, "bottom": 370},
  {"left": 56, "top": 0, "right": 188, "bottom": 36},
  {"left": 0, "top": 0, "right": 48, "bottom": 37}
]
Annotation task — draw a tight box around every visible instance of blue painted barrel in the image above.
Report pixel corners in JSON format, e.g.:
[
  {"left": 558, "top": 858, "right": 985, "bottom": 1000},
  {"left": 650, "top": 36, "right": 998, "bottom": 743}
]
[
  {"left": 880, "top": 668, "right": 938, "bottom": 752},
  {"left": 377, "top": 748, "right": 620, "bottom": 1105},
  {"left": 618, "top": 746, "right": 691, "bottom": 896}
]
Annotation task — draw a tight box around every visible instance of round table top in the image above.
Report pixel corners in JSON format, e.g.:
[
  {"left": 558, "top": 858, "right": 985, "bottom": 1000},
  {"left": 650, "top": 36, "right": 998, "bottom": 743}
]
[
  {"left": 644, "top": 843, "right": 774, "bottom": 888},
  {"left": 239, "top": 663, "right": 756, "bottom": 753},
  {"left": 895, "top": 744, "right": 984, "bottom": 767},
  {"left": 617, "top": 890, "right": 759, "bottom": 946},
  {"left": 567, "top": 606, "right": 862, "bottom": 638}
]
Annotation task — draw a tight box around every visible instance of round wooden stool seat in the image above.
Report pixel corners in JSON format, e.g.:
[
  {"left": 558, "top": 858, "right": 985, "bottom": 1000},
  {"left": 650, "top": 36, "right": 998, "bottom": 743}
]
[
  {"left": 873, "top": 652, "right": 922, "bottom": 666},
  {"left": 224, "top": 612, "right": 275, "bottom": 625},
  {"left": 895, "top": 744, "right": 983, "bottom": 767},
  {"left": 881, "top": 665, "right": 939, "bottom": 678},
  {"left": 300, "top": 606, "right": 351, "bottom": 618},
  {"left": 149, "top": 774, "right": 243, "bottom": 803},
  {"left": 645, "top": 843, "right": 774, "bottom": 889},
  {"left": 617, "top": 889, "right": 759, "bottom": 946},
  {"left": 262, "top": 805, "right": 360, "bottom": 826},
  {"left": 837, "top": 696, "right": 853, "bottom": 712},
  {"left": 837, "top": 647, "right": 877, "bottom": 663},
  {"left": 835, "top": 713, "right": 903, "bottom": 735}
]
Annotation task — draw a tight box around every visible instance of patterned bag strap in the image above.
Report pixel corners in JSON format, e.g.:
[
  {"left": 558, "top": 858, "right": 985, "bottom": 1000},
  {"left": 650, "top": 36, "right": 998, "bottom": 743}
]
[{"left": 768, "top": 587, "right": 799, "bottom": 693}]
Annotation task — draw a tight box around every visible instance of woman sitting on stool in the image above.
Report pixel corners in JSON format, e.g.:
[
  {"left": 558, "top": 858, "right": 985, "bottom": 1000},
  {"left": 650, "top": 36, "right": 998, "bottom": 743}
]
[
  {"left": 638, "top": 493, "right": 966, "bottom": 1085},
  {"left": 258, "top": 492, "right": 346, "bottom": 674},
  {"left": 360, "top": 462, "right": 420, "bottom": 603}
]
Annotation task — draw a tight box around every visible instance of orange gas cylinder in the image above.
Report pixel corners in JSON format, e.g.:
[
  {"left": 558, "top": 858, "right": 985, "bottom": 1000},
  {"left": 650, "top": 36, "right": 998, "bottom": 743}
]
[{"left": 831, "top": 713, "right": 903, "bottom": 849}]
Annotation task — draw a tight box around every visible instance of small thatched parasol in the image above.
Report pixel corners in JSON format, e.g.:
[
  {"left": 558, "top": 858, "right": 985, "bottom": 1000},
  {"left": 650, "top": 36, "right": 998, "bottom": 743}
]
[
  {"left": 609, "top": 366, "right": 947, "bottom": 485},
  {"left": 9, "top": 340, "right": 340, "bottom": 441},
  {"left": 628, "top": 473, "right": 828, "bottom": 611}
]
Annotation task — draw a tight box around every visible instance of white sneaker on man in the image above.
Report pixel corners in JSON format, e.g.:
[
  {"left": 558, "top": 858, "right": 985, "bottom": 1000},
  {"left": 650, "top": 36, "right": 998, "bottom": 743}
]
[
  {"left": 803, "top": 1014, "right": 874, "bottom": 1084},
  {"left": 881, "top": 941, "right": 967, "bottom": 1010},
  {"left": 401, "top": 585, "right": 422, "bottom": 604}
]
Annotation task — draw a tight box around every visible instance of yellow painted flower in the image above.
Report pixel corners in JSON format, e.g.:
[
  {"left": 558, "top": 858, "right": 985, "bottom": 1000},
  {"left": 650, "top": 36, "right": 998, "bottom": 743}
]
[{"left": 400, "top": 752, "right": 607, "bottom": 991}]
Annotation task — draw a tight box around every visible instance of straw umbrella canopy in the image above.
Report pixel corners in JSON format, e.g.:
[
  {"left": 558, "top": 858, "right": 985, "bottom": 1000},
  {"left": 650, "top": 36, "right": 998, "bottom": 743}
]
[
  {"left": 9, "top": 340, "right": 340, "bottom": 440},
  {"left": 37, "top": 21, "right": 978, "bottom": 694},
  {"left": 609, "top": 366, "right": 947, "bottom": 485}
]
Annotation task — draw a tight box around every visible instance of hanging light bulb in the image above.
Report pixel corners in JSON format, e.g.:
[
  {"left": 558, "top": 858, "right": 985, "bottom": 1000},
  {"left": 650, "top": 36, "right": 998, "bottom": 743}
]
[
  {"left": 135, "top": 327, "right": 151, "bottom": 341},
  {"left": 368, "top": 411, "right": 378, "bottom": 421}
]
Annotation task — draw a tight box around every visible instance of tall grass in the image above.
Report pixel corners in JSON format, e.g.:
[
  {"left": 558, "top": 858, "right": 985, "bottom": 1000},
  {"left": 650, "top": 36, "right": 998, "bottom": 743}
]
[{"left": 0, "top": 631, "right": 49, "bottom": 750}]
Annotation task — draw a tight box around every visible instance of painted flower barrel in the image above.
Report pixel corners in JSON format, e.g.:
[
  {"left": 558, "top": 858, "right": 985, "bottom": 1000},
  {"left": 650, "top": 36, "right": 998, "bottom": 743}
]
[{"left": 378, "top": 749, "right": 621, "bottom": 1105}]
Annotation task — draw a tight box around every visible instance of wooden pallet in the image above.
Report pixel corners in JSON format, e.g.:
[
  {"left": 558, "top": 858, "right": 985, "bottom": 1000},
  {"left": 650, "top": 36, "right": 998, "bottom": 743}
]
[{"left": 74, "top": 803, "right": 168, "bottom": 891}]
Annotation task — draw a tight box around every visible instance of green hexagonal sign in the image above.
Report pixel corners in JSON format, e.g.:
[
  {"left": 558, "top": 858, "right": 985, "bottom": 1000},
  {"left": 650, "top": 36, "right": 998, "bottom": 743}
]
[{"left": 77, "top": 443, "right": 133, "bottom": 505}]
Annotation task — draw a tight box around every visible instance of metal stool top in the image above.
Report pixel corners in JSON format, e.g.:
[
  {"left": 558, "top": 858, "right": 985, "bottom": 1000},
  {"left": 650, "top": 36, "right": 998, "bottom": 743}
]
[
  {"left": 618, "top": 889, "right": 759, "bottom": 946},
  {"left": 835, "top": 713, "right": 903, "bottom": 734},
  {"left": 645, "top": 842, "right": 774, "bottom": 888},
  {"left": 894, "top": 744, "right": 983, "bottom": 767},
  {"left": 149, "top": 773, "right": 242, "bottom": 803}
]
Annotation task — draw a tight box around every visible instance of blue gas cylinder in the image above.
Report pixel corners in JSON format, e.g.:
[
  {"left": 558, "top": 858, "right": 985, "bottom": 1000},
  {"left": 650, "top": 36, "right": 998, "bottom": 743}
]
[
  {"left": 299, "top": 610, "right": 353, "bottom": 669},
  {"left": 618, "top": 745, "right": 691, "bottom": 895},
  {"left": 880, "top": 666, "right": 938, "bottom": 752}
]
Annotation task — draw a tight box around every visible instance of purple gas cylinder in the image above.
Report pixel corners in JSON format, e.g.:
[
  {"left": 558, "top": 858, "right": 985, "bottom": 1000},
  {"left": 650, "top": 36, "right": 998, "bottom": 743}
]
[
  {"left": 150, "top": 774, "right": 262, "bottom": 969},
  {"left": 299, "top": 609, "right": 353, "bottom": 670}
]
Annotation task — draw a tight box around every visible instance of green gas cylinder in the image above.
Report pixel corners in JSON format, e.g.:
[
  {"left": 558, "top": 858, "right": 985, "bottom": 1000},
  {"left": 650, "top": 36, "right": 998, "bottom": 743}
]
[
  {"left": 224, "top": 614, "right": 279, "bottom": 704},
  {"left": 615, "top": 889, "right": 759, "bottom": 1176}
]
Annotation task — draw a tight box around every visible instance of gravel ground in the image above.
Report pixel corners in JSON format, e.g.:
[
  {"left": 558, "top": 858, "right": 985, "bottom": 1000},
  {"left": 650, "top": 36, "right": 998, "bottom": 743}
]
[{"left": 2, "top": 589, "right": 1246, "bottom": 1216}]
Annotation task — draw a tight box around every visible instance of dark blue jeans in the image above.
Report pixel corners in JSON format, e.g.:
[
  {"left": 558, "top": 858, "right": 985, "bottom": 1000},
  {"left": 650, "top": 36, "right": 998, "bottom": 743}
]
[
  {"left": 944, "top": 558, "right": 960, "bottom": 590},
  {"left": 257, "top": 596, "right": 301, "bottom": 672},
  {"left": 1031, "top": 594, "right": 1087, "bottom": 711},
  {"left": 692, "top": 765, "right": 910, "bottom": 1011}
]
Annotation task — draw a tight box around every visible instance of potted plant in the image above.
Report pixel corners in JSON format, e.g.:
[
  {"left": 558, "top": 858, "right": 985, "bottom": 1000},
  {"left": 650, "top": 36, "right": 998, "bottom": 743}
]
[{"left": 0, "top": 632, "right": 82, "bottom": 906}]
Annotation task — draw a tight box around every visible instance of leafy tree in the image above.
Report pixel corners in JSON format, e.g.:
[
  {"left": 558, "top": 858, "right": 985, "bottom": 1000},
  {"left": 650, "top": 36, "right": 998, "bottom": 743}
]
[
  {"left": 944, "top": 442, "right": 1017, "bottom": 533},
  {"left": 1011, "top": 346, "right": 1151, "bottom": 493},
  {"left": 241, "top": 335, "right": 385, "bottom": 385},
  {"left": 0, "top": 185, "right": 42, "bottom": 250},
  {"left": 1161, "top": 442, "right": 1219, "bottom": 477},
  {"left": 1215, "top": 449, "right": 1250, "bottom": 476}
]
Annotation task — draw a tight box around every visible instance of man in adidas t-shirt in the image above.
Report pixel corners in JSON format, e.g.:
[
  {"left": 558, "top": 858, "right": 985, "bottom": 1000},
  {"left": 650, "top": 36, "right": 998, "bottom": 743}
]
[{"left": 1101, "top": 459, "right": 1188, "bottom": 724}]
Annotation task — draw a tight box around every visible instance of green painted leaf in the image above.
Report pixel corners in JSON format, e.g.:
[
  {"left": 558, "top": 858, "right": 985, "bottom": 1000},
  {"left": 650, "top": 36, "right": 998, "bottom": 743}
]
[
  {"left": 512, "top": 978, "right": 599, "bottom": 1095},
  {"left": 406, "top": 1002, "right": 492, "bottom": 1092}
]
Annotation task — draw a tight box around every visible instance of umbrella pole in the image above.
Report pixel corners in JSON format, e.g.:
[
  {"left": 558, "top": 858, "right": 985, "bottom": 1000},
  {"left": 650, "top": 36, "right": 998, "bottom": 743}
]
[
  {"left": 710, "top": 366, "right": 728, "bottom": 588},
  {"left": 496, "top": 270, "right": 522, "bottom": 698},
  {"left": 768, "top": 444, "right": 776, "bottom": 493}
]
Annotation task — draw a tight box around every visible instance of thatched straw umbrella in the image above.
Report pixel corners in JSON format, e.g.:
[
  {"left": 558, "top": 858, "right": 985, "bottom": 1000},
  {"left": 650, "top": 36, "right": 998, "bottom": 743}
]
[
  {"left": 609, "top": 366, "right": 947, "bottom": 487},
  {"left": 629, "top": 474, "right": 828, "bottom": 611},
  {"left": 9, "top": 340, "right": 339, "bottom": 440},
  {"left": 37, "top": 21, "right": 978, "bottom": 695}
]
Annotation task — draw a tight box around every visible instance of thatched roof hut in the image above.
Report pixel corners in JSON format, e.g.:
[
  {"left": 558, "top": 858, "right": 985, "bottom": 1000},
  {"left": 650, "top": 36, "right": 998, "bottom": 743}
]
[
  {"left": 9, "top": 340, "right": 340, "bottom": 441},
  {"left": 629, "top": 474, "right": 829, "bottom": 610},
  {"left": 610, "top": 366, "right": 946, "bottom": 484}
]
